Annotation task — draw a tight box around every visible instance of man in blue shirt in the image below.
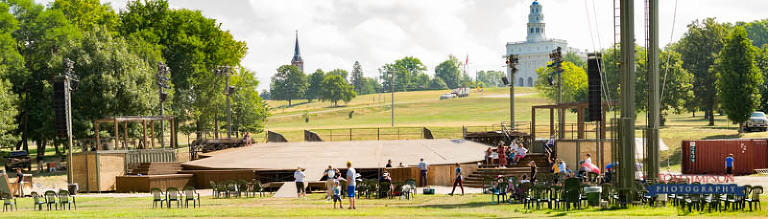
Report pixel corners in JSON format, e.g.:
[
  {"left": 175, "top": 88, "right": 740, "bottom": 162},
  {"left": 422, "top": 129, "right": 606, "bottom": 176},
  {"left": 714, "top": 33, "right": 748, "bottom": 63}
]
[
  {"left": 418, "top": 158, "right": 429, "bottom": 187},
  {"left": 725, "top": 154, "right": 734, "bottom": 176}
]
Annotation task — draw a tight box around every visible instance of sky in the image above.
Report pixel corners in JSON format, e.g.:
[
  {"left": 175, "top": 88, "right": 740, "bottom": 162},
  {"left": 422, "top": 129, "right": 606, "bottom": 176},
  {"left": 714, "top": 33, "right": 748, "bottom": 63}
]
[{"left": 38, "top": 0, "right": 768, "bottom": 90}]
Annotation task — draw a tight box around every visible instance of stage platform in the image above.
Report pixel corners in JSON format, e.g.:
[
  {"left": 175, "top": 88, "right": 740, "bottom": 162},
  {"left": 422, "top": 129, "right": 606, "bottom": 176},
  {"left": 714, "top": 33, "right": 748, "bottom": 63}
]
[{"left": 183, "top": 139, "right": 490, "bottom": 182}]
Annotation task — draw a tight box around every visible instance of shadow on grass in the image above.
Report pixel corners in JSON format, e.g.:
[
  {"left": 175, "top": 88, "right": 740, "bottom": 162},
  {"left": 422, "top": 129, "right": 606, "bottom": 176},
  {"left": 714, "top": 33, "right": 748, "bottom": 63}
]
[
  {"left": 702, "top": 134, "right": 743, "bottom": 140},
  {"left": 418, "top": 200, "right": 498, "bottom": 209}
]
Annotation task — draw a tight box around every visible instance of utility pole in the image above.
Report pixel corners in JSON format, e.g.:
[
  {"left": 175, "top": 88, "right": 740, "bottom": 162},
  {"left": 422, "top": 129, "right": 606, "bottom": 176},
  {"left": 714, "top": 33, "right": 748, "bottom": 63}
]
[
  {"left": 391, "top": 71, "right": 395, "bottom": 127},
  {"left": 646, "top": 0, "right": 660, "bottom": 183},
  {"left": 618, "top": 0, "right": 637, "bottom": 205},
  {"left": 215, "top": 66, "right": 234, "bottom": 139},
  {"left": 156, "top": 62, "right": 170, "bottom": 147},
  {"left": 506, "top": 54, "right": 519, "bottom": 128},
  {"left": 59, "top": 59, "right": 76, "bottom": 185},
  {"left": 549, "top": 47, "right": 564, "bottom": 139}
]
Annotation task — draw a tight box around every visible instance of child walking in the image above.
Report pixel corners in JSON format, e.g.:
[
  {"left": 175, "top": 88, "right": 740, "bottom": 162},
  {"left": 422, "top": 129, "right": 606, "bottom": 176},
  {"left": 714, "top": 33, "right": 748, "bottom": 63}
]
[{"left": 332, "top": 180, "right": 343, "bottom": 209}]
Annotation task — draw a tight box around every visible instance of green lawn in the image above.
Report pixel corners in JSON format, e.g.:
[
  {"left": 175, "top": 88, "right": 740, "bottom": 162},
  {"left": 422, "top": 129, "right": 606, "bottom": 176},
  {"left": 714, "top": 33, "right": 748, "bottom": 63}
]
[{"left": 2, "top": 193, "right": 766, "bottom": 218}]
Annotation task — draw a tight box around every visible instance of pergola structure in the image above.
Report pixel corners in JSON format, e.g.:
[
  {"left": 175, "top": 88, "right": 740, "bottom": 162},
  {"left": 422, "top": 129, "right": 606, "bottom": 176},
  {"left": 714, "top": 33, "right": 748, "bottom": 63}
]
[
  {"left": 530, "top": 101, "right": 617, "bottom": 140},
  {"left": 94, "top": 116, "right": 176, "bottom": 150}
]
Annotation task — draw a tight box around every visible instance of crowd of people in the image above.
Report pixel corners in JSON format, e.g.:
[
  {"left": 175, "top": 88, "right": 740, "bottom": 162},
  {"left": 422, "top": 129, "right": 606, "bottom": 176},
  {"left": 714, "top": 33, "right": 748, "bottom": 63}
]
[{"left": 485, "top": 139, "right": 528, "bottom": 168}]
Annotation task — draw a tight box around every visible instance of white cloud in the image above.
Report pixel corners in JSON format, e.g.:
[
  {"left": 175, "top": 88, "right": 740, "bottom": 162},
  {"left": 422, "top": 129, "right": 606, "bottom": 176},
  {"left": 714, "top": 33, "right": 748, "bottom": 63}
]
[{"left": 37, "top": 0, "right": 768, "bottom": 90}]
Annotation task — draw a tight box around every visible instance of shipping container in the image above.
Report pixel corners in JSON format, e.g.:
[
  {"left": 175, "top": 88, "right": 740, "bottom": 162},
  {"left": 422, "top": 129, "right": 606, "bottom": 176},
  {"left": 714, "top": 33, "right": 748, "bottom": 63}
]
[{"left": 681, "top": 139, "right": 768, "bottom": 176}]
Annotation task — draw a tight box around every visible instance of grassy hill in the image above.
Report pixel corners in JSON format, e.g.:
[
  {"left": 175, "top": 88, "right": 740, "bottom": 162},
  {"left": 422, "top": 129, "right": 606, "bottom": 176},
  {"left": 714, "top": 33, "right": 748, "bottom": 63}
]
[{"left": 264, "top": 87, "right": 767, "bottom": 170}]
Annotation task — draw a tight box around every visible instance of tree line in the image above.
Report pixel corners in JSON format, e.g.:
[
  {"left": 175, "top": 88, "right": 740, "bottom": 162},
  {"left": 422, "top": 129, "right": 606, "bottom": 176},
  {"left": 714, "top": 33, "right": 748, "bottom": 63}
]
[
  {"left": 0, "top": 0, "right": 268, "bottom": 153},
  {"left": 535, "top": 18, "right": 768, "bottom": 128},
  {"left": 267, "top": 55, "right": 510, "bottom": 107}
]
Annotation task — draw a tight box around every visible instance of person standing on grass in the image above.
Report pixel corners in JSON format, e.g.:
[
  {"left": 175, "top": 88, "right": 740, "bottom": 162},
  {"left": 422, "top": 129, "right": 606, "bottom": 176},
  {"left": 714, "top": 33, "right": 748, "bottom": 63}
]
[
  {"left": 294, "top": 167, "right": 306, "bottom": 199},
  {"left": 346, "top": 161, "right": 357, "bottom": 209},
  {"left": 332, "top": 180, "right": 343, "bottom": 209},
  {"left": 449, "top": 163, "right": 464, "bottom": 196},
  {"left": 418, "top": 158, "right": 429, "bottom": 186},
  {"left": 725, "top": 154, "right": 735, "bottom": 176},
  {"left": 325, "top": 165, "right": 336, "bottom": 201}
]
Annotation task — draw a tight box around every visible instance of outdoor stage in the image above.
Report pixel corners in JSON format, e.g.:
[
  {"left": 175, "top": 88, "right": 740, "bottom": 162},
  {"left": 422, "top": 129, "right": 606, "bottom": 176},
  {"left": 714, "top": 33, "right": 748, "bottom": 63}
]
[{"left": 182, "top": 139, "right": 491, "bottom": 184}]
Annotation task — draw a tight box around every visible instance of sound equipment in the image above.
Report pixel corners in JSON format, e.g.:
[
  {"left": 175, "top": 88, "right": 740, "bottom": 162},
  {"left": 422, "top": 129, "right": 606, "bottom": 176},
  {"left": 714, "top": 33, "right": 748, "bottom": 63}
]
[
  {"left": 501, "top": 77, "right": 509, "bottom": 86},
  {"left": 587, "top": 53, "right": 602, "bottom": 122},
  {"left": 53, "top": 78, "right": 70, "bottom": 138}
]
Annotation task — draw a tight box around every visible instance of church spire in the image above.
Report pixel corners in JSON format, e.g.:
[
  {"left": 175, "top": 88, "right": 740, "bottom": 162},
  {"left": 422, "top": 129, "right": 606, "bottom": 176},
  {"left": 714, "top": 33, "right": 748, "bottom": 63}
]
[{"left": 291, "top": 30, "right": 304, "bottom": 72}]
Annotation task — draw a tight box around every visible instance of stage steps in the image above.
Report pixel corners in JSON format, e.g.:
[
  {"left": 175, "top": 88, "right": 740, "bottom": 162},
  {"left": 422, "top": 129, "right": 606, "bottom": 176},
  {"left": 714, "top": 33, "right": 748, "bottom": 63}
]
[
  {"left": 464, "top": 154, "right": 550, "bottom": 188},
  {"left": 130, "top": 162, "right": 183, "bottom": 175}
]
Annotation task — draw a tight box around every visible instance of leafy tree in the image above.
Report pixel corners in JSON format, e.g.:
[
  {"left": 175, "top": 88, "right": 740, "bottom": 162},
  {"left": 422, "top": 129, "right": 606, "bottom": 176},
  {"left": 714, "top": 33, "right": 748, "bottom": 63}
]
[
  {"left": 326, "top": 69, "right": 348, "bottom": 82},
  {"left": 270, "top": 65, "right": 306, "bottom": 106},
  {"left": 434, "top": 55, "right": 462, "bottom": 89},
  {"left": 737, "top": 19, "right": 768, "bottom": 48},
  {"left": 476, "top": 70, "right": 505, "bottom": 87},
  {"left": 229, "top": 67, "right": 268, "bottom": 133},
  {"left": 350, "top": 61, "right": 364, "bottom": 93},
  {"left": 305, "top": 69, "right": 324, "bottom": 102},
  {"left": 658, "top": 48, "right": 695, "bottom": 122},
  {"left": 564, "top": 51, "right": 586, "bottom": 69},
  {"left": 534, "top": 61, "right": 587, "bottom": 103},
  {"left": 119, "top": 0, "right": 250, "bottom": 134},
  {"left": 319, "top": 74, "right": 356, "bottom": 106},
  {"left": 755, "top": 45, "right": 768, "bottom": 111},
  {"left": 715, "top": 26, "right": 763, "bottom": 129},
  {"left": 356, "top": 77, "right": 377, "bottom": 95},
  {"left": 676, "top": 18, "right": 729, "bottom": 125},
  {"left": 428, "top": 77, "right": 448, "bottom": 90},
  {"left": 51, "top": 0, "right": 119, "bottom": 30},
  {"left": 0, "top": 79, "right": 18, "bottom": 148},
  {"left": 380, "top": 56, "right": 427, "bottom": 92}
]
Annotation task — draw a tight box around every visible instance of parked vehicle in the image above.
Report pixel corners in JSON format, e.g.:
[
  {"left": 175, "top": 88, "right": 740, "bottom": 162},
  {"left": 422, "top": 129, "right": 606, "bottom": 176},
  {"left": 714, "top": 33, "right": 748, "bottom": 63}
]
[
  {"left": 4, "top": 150, "right": 32, "bottom": 172},
  {"left": 745, "top": 111, "right": 768, "bottom": 132},
  {"left": 439, "top": 93, "right": 456, "bottom": 100}
]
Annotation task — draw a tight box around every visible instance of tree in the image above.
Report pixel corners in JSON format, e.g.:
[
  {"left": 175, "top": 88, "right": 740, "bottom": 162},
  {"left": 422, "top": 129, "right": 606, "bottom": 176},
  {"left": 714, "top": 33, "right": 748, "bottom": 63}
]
[
  {"left": 380, "top": 56, "right": 427, "bottom": 92},
  {"left": 563, "top": 51, "right": 586, "bottom": 69},
  {"left": 754, "top": 45, "right": 768, "bottom": 111},
  {"left": 305, "top": 69, "right": 324, "bottom": 102},
  {"left": 326, "top": 69, "right": 349, "bottom": 82},
  {"left": 270, "top": 65, "right": 306, "bottom": 107},
  {"left": 476, "top": 70, "right": 505, "bottom": 87},
  {"left": 428, "top": 77, "right": 448, "bottom": 90},
  {"left": 676, "top": 18, "right": 729, "bottom": 125},
  {"left": 119, "top": 0, "right": 250, "bottom": 134},
  {"left": 658, "top": 48, "right": 695, "bottom": 123},
  {"left": 738, "top": 19, "right": 768, "bottom": 48},
  {"left": 534, "top": 61, "right": 587, "bottom": 103},
  {"left": 350, "top": 61, "right": 364, "bottom": 93},
  {"left": 356, "top": 77, "right": 377, "bottom": 95},
  {"left": 229, "top": 67, "right": 269, "bottom": 133},
  {"left": 434, "top": 55, "right": 462, "bottom": 89},
  {"left": 319, "top": 74, "right": 356, "bottom": 106},
  {"left": 715, "top": 26, "right": 763, "bottom": 129},
  {"left": 51, "top": 0, "right": 119, "bottom": 30},
  {"left": 0, "top": 79, "right": 18, "bottom": 148}
]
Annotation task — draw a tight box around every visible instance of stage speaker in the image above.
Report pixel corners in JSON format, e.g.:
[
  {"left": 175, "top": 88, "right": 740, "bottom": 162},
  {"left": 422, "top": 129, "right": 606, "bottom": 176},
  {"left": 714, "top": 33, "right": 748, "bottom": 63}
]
[
  {"left": 53, "top": 78, "right": 70, "bottom": 138},
  {"left": 587, "top": 53, "right": 602, "bottom": 122}
]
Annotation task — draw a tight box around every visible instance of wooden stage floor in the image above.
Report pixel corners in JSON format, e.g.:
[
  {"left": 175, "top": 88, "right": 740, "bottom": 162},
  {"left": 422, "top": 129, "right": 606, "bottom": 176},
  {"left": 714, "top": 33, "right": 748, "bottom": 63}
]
[{"left": 182, "top": 139, "right": 490, "bottom": 180}]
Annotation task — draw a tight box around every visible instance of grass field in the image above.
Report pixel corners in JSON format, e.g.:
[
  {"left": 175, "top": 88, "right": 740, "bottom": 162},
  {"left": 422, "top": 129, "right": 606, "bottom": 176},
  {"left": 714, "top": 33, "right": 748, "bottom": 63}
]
[
  {"left": 264, "top": 87, "right": 768, "bottom": 169},
  {"left": 2, "top": 193, "right": 766, "bottom": 218}
]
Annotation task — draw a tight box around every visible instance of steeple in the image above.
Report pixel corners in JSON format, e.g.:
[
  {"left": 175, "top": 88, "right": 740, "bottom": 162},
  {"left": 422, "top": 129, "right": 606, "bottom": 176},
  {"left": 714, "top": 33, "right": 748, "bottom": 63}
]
[
  {"left": 526, "top": 0, "right": 546, "bottom": 42},
  {"left": 291, "top": 30, "right": 304, "bottom": 72}
]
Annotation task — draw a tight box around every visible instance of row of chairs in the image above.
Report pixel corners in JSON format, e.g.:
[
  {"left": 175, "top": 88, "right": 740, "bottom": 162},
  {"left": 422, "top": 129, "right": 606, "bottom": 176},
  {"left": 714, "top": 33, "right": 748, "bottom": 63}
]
[
  {"left": 151, "top": 186, "right": 200, "bottom": 208},
  {"left": 2, "top": 190, "right": 75, "bottom": 212},
  {"left": 354, "top": 179, "right": 417, "bottom": 199},
  {"left": 668, "top": 184, "right": 763, "bottom": 212},
  {"left": 210, "top": 179, "right": 266, "bottom": 199}
]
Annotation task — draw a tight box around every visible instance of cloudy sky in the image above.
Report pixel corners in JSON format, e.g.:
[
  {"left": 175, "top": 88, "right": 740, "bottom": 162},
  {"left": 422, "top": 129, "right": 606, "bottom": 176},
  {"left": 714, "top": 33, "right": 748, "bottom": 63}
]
[{"left": 39, "top": 0, "right": 768, "bottom": 90}]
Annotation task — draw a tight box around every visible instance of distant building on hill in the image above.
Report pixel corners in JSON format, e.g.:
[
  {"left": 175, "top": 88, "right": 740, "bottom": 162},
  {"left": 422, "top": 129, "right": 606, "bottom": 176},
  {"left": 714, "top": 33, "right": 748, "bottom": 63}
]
[
  {"left": 505, "top": 0, "right": 586, "bottom": 87},
  {"left": 291, "top": 30, "right": 304, "bottom": 72}
]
